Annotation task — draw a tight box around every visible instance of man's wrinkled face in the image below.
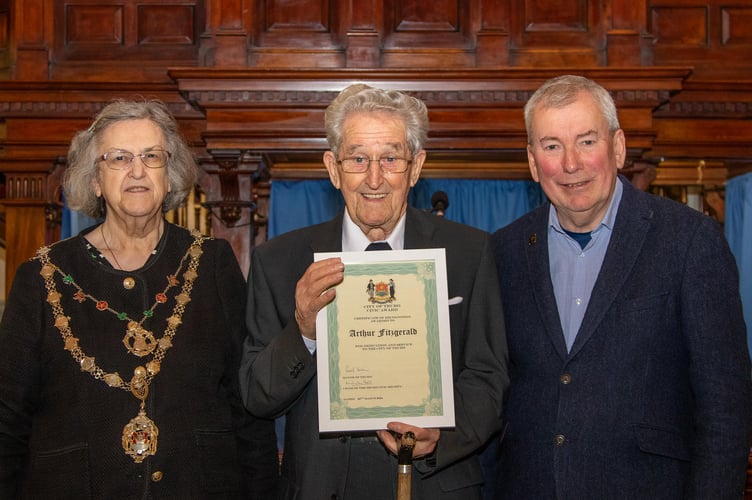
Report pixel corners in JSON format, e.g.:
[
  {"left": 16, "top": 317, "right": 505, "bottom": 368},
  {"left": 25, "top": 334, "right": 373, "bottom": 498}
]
[{"left": 324, "top": 111, "right": 424, "bottom": 240}]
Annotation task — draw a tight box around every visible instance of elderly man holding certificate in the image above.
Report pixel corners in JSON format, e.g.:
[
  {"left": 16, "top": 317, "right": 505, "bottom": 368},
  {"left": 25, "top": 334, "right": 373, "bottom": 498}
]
[{"left": 239, "top": 84, "right": 508, "bottom": 500}]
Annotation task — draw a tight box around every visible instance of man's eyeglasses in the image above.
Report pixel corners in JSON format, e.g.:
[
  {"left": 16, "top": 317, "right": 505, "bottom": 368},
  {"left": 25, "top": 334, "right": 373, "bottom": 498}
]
[
  {"left": 97, "top": 149, "right": 171, "bottom": 170},
  {"left": 337, "top": 156, "right": 412, "bottom": 174}
]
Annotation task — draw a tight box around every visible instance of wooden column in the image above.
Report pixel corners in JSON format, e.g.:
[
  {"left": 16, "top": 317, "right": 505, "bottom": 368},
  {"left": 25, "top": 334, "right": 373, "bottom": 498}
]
[
  {"left": 1, "top": 160, "right": 62, "bottom": 294},
  {"left": 606, "top": 0, "right": 654, "bottom": 66},
  {"left": 11, "top": 0, "right": 50, "bottom": 80},
  {"left": 200, "top": 0, "right": 250, "bottom": 66},
  {"left": 345, "top": 0, "right": 381, "bottom": 68},
  {"left": 199, "top": 151, "right": 264, "bottom": 276},
  {"left": 476, "top": 0, "right": 510, "bottom": 66}
]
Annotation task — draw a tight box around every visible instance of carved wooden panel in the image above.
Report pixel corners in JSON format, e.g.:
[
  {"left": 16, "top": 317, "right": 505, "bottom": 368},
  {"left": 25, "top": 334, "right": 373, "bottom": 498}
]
[
  {"left": 510, "top": 0, "right": 605, "bottom": 65},
  {"left": 651, "top": 6, "right": 707, "bottom": 46},
  {"left": 52, "top": 0, "right": 204, "bottom": 62},
  {"left": 649, "top": 1, "right": 752, "bottom": 78},
  {"left": 381, "top": 0, "right": 475, "bottom": 66},
  {"left": 251, "top": 0, "right": 343, "bottom": 66},
  {"left": 5, "top": 173, "right": 46, "bottom": 201},
  {"left": 0, "top": 0, "right": 8, "bottom": 51},
  {"left": 265, "top": 0, "right": 330, "bottom": 33},
  {"left": 721, "top": 6, "right": 752, "bottom": 45}
]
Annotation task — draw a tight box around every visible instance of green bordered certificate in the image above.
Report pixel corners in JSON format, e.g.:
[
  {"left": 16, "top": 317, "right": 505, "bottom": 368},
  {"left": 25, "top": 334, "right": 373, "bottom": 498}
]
[{"left": 314, "top": 248, "right": 455, "bottom": 433}]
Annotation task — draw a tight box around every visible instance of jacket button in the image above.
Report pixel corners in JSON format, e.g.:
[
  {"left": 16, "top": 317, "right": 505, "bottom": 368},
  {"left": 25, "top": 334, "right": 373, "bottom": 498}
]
[
  {"left": 560, "top": 373, "right": 572, "bottom": 384},
  {"left": 290, "top": 361, "right": 304, "bottom": 377},
  {"left": 554, "top": 434, "right": 566, "bottom": 446},
  {"left": 151, "top": 471, "right": 163, "bottom": 482}
]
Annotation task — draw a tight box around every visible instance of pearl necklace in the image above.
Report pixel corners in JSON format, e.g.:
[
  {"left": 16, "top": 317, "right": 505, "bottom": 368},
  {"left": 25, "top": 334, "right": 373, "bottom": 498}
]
[{"left": 36, "top": 230, "right": 207, "bottom": 463}]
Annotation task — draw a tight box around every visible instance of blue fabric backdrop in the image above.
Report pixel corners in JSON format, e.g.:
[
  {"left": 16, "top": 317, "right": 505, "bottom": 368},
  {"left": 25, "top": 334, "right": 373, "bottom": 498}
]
[
  {"left": 725, "top": 172, "right": 752, "bottom": 360},
  {"left": 60, "top": 193, "right": 97, "bottom": 240},
  {"left": 268, "top": 178, "right": 546, "bottom": 239},
  {"left": 59, "top": 178, "right": 545, "bottom": 240}
]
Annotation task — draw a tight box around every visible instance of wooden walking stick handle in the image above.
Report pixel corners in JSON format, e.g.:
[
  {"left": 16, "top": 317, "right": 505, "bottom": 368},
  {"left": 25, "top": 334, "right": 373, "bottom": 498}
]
[{"left": 396, "top": 431, "right": 416, "bottom": 500}]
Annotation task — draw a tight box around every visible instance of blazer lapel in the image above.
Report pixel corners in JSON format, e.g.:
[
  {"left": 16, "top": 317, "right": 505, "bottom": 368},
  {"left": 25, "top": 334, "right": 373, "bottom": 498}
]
[
  {"left": 403, "top": 207, "right": 436, "bottom": 249},
  {"left": 310, "top": 211, "right": 345, "bottom": 254},
  {"left": 524, "top": 207, "right": 569, "bottom": 360},
  {"left": 568, "top": 181, "right": 652, "bottom": 358}
]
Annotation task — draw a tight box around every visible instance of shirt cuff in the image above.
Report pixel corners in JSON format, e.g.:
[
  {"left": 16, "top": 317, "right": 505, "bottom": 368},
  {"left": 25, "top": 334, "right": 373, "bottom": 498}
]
[{"left": 302, "top": 335, "right": 317, "bottom": 354}]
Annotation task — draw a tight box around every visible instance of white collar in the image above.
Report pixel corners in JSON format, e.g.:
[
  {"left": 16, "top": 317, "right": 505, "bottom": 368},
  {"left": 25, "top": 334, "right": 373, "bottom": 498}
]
[{"left": 341, "top": 210, "right": 406, "bottom": 252}]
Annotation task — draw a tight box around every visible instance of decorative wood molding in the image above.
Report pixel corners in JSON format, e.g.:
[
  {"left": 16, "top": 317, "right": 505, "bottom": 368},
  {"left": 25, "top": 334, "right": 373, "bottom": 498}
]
[{"left": 169, "top": 66, "right": 690, "bottom": 163}]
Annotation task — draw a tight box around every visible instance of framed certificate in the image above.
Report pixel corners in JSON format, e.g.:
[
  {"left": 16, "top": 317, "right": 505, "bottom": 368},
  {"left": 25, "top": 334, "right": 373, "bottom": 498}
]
[{"left": 314, "top": 248, "right": 455, "bottom": 433}]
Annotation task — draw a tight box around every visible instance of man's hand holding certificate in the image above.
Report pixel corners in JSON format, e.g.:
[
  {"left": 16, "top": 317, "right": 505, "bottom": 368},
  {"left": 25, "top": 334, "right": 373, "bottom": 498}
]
[{"left": 315, "top": 248, "right": 455, "bottom": 433}]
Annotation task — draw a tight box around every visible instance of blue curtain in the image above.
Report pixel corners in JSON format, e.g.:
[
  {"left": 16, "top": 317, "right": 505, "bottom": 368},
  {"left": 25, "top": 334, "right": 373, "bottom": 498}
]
[
  {"left": 61, "top": 178, "right": 544, "bottom": 240},
  {"left": 268, "top": 178, "right": 545, "bottom": 239},
  {"left": 725, "top": 172, "right": 752, "bottom": 360},
  {"left": 267, "top": 180, "right": 345, "bottom": 239},
  {"left": 60, "top": 195, "right": 98, "bottom": 239}
]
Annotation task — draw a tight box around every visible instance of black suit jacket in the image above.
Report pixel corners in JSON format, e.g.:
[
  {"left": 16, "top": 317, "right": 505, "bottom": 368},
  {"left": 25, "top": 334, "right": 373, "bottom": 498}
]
[
  {"left": 492, "top": 178, "right": 752, "bottom": 499},
  {"left": 240, "top": 206, "right": 509, "bottom": 500}
]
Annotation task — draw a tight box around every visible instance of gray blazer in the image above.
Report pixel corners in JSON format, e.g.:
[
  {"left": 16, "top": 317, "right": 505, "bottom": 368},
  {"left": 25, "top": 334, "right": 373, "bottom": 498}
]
[
  {"left": 240, "top": 206, "right": 509, "bottom": 500},
  {"left": 492, "top": 178, "right": 752, "bottom": 499}
]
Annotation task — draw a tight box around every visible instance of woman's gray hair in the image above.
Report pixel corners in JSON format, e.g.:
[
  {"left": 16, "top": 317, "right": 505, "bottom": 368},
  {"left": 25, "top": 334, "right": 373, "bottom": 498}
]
[
  {"left": 63, "top": 99, "right": 197, "bottom": 218},
  {"left": 524, "top": 75, "right": 621, "bottom": 144},
  {"left": 324, "top": 84, "right": 429, "bottom": 158}
]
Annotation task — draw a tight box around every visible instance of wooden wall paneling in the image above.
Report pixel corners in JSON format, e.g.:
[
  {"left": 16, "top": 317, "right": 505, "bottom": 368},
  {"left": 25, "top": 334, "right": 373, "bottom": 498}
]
[
  {"left": 0, "top": 0, "right": 10, "bottom": 73},
  {"left": 653, "top": 117, "right": 752, "bottom": 159},
  {"left": 12, "top": 0, "right": 49, "bottom": 80},
  {"left": 250, "top": 0, "right": 344, "bottom": 67},
  {"left": 380, "top": 0, "right": 476, "bottom": 67},
  {"left": 649, "top": 0, "right": 752, "bottom": 79},
  {"left": 49, "top": 0, "right": 204, "bottom": 81},
  {"left": 4, "top": 202, "right": 48, "bottom": 293},
  {"left": 200, "top": 0, "right": 251, "bottom": 66},
  {"left": 169, "top": 66, "right": 690, "bottom": 162},
  {"left": 475, "top": 0, "right": 510, "bottom": 66},
  {"left": 0, "top": 147, "right": 65, "bottom": 296},
  {"left": 651, "top": 80, "right": 752, "bottom": 159},
  {"left": 344, "top": 0, "right": 382, "bottom": 67},
  {"left": 510, "top": 0, "right": 606, "bottom": 66},
  {"left": 606, "top": 0, "right": 654, "bottom": 66}
]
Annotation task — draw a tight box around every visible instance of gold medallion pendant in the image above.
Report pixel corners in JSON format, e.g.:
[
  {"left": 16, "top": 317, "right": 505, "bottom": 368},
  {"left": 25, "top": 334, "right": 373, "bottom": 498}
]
[
  {"left": 123, "top": 321, "right": 157, "bottom": 357},
  {"left": 122, "top": 409, "right": 159, "bottom": 463}
]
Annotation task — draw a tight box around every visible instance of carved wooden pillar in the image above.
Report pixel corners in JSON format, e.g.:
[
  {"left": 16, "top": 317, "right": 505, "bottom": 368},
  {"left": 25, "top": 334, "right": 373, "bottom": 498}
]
[
  {"left": 200, "top": 0, "right": 250, "bottom": 66},
  {"left": 199, "top": 151, "right": 265, "bottom": 276},
  {"left": 1, "top": 160, "right": 62, "bottom": 295},
  {"left": 345, "top": 0, "right": 381, "bottom": 67},
  {"left": 476, "top": 0, "right": 510, "bottom": 66},
  {"left": 11, "top": 0, "right": 50, "bottom": 80},
  {"left": 607, "top": 0, "right": 654, "bottom": 66}
]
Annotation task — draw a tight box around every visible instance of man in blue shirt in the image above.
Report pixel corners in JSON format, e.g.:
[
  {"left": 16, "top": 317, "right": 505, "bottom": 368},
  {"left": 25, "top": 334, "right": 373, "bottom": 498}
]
[{"left": 492, "top": 74, "right": 752, "bottom": 499}]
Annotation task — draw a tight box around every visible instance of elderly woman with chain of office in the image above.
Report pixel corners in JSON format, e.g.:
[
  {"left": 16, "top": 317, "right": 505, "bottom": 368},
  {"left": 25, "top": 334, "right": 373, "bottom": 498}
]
[{"left": 0, "top": 99, "right": 278, "bottom": 499}]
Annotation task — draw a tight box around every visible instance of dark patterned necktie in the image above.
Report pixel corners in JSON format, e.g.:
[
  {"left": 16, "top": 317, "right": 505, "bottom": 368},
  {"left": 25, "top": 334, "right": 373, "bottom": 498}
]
[{"left": 365, "top": 242, "right": 392, "bottom": 251}]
